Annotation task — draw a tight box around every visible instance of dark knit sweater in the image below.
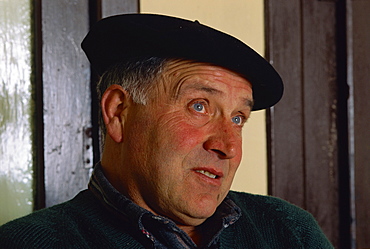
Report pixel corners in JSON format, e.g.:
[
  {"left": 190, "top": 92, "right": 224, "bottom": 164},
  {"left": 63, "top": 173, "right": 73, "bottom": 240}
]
[{"left": 0, "top": 189, "right": 333, "bottom": 248}]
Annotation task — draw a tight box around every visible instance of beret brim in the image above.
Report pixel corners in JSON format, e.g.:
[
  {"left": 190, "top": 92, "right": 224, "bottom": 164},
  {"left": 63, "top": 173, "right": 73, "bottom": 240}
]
[{"left": 81, "top": 14, "right": 283, "bottom": 111}]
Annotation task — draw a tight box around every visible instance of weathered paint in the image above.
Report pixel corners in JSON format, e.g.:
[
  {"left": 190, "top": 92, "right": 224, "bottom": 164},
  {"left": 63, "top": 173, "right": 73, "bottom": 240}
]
[{"left": 0, "top": 0, "right": 33, "bottom": 225}]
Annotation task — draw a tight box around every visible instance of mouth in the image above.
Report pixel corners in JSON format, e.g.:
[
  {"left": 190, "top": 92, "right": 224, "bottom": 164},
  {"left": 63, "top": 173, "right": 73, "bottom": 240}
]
[
  {"left": 195, "top": 169, "right": 220, "bottom": 179},
  {"left": 193, "top": 167, "right": 224, "bottom": 187},
  {"left": 195, "top": 170, "right": 217, "bottom": 179}
]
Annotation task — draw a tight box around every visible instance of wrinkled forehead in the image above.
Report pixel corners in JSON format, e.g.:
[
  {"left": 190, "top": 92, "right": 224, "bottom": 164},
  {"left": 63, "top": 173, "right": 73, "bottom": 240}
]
[
  {"left": 157, "top": 60, "right": 253, "bottom": 106},
  {"left": 159, "top": 59, "right": 253, "bottom": 95}
]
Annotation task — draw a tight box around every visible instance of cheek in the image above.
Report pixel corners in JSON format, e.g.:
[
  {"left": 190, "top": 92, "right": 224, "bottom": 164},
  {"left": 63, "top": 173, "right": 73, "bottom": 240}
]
[
  {"left": 168, "top": 124, "right": 205, "bottom": 152},
  {"left": 233, "top": 140, "right": 243, "bottom": 165},
  {"left": 156, "top": 113, "right": 206, "bottom": 152}
]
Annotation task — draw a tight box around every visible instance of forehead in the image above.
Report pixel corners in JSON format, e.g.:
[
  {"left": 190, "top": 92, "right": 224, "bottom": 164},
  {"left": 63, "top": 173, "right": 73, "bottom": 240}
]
[{"left": 160, "top": 60, "right": 253, "bottom": 98}]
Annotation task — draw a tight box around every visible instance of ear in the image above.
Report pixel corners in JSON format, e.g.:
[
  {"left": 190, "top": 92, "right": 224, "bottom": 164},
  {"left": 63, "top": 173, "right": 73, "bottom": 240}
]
[{"left": 101, "top": 84, "right": 131, "bottom": 143}]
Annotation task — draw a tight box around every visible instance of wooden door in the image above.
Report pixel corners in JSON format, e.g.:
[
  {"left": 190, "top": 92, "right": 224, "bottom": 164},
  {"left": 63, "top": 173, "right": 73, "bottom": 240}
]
[
  {"left": 34, "top": 0, "right": 139, "bottom": 208},
  {"left": 266, "top": 0, "right": 370, "bottom": 248}
]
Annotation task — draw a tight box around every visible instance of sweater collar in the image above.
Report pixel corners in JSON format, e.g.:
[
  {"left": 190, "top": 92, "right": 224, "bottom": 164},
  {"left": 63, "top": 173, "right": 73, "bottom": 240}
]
[{"left": 88, "top": 163, "right": 241, "bottom": 248}]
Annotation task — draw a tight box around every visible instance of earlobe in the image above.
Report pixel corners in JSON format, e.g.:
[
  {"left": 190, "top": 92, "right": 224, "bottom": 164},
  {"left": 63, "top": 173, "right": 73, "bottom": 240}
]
[{"left": 101, "top": 85, "right": 130, "bottom": 143}]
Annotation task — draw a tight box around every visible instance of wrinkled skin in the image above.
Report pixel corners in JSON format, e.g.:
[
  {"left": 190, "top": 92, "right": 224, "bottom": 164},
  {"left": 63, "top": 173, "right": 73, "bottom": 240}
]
[{"left": 101, "top": 60, "right": 253, "bottom": 240}]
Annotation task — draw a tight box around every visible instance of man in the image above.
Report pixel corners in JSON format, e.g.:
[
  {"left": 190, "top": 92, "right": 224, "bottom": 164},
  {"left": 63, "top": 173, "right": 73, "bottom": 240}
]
[{"left": 0, "top": 14, "right": 333, "bottom": 248}]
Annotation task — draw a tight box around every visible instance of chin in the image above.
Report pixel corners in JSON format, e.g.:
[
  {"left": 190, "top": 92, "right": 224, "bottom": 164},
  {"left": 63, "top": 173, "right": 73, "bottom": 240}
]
[{"left": 187, "top": 198, "right": 219, "bottom": 223}]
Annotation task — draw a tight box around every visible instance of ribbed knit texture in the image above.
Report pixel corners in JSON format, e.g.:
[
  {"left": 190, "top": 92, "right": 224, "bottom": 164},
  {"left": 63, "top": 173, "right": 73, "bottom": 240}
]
[
  {"left": 223, "top": 191, "right": 334, "bottom": 248},
  {"left": 0, "top": 190, "right": 333, "bottom": 248}
]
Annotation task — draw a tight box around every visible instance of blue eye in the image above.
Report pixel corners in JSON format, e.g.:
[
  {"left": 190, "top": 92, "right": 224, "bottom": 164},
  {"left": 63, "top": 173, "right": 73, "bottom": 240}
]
[
  {"left": 232, "top": 116, "right": 242, "bottom": 125},
  {"left": 193, "top": 102, "right": 205, "bottom": 113}
]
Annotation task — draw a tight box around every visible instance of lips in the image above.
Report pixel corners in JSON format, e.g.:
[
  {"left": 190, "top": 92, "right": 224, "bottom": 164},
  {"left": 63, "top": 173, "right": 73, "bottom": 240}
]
[
  {"left": 193, "top": 167, "right": 223, "bottom": 181},
  {"left": 195, "top": 170, "right": 218, "bottom": 179}
]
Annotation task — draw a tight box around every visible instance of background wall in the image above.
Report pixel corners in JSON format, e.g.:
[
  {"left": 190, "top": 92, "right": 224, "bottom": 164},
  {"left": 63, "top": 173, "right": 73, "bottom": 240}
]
[{"left": 140, "top": 0, "right": 267, "bottom": 195}]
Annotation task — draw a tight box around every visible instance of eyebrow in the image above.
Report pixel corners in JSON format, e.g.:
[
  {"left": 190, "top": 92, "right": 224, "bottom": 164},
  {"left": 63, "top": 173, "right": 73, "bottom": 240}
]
[
  {"left": 197, "top": 86, "right": 223, "bottom": 94},
  {"left": 176, "top": 84, "right": 254, "bottom": 109},
  {"left": 244, "top": 98, "right": 254, "bottom": 109},
  {"left": 175, "top": 84, "right": 222, "bottom": 98}
]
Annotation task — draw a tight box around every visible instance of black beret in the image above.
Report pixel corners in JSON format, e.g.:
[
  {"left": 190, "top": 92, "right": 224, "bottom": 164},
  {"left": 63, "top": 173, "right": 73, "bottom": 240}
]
[{"left": 81, "top": 14, "right": 283, "bottom": 111}]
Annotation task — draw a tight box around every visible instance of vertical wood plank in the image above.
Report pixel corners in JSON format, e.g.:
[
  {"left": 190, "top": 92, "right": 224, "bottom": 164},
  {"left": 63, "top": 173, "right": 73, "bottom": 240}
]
[
  {"left": 266, "top": 0, "right": 345, "bottom": 247},
  {"left": 41, "top": 0, "right": 140, "bottom": 208},
  {"left": 301, "top": 1, "right": 340, "bottom": 245},
  {"left": 348, "top": 1, "right": 370, "bottom": 248},
  {"left": 101, "top": 0, "right": 139, "bottom": 17},
  {"left": 33, "top": 0, "right": 45, "bottom": 210},
  {"left": 266, "top": 0, "right": 306, "bottom": 208},
  {"left": 42, "top": 0, "right": 92, "bottom": 207}
]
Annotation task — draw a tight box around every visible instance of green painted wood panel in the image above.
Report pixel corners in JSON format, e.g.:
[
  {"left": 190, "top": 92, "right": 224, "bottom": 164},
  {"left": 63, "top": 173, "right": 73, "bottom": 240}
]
[{"left": 0, "top": 0, "right": 33, "bottom": 225}]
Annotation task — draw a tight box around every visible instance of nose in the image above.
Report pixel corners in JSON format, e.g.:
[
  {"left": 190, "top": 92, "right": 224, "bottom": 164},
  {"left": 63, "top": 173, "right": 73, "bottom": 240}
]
[{"left": 203, "top": 120, "right": 240, "bottom": 159}]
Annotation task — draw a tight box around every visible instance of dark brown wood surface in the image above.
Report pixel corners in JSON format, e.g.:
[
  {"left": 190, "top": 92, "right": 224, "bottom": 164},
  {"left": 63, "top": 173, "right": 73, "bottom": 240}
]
[
  {"left": 266, "top": 0, "right": 342, "bottom": 247},
  {"left": 301, "top": 1, "right": 340, "bottom": 243},
  {"left": 265, "top": 0, "right": 305, "bottom": 209},
  {"left": 348, "top": 1, "right": 370, "bottom": 248},
  {"left": 266, "top": 0, "right": 369, "bottom": 248}
]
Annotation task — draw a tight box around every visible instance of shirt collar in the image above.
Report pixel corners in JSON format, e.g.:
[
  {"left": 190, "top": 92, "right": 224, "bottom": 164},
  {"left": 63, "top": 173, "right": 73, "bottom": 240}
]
[{"left": 88, "top": 163, "right": 241, "bottom": 248}]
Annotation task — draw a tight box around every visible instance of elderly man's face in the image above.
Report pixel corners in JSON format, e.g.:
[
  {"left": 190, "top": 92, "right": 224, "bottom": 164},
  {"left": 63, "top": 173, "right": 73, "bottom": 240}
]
[{"left": 120, "top": 61, "right": 253, "bottom": 226}]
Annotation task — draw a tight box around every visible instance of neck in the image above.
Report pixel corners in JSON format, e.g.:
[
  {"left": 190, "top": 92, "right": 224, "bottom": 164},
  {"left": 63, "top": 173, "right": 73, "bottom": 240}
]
[{"left": 178, "top": 224, "right": 203, "bottom": 246}]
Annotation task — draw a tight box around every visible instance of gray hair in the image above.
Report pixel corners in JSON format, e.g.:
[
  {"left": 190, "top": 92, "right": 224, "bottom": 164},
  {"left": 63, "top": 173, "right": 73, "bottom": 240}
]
[{"left": 96, "top": 57, "right": 169, "bottom": 140}]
